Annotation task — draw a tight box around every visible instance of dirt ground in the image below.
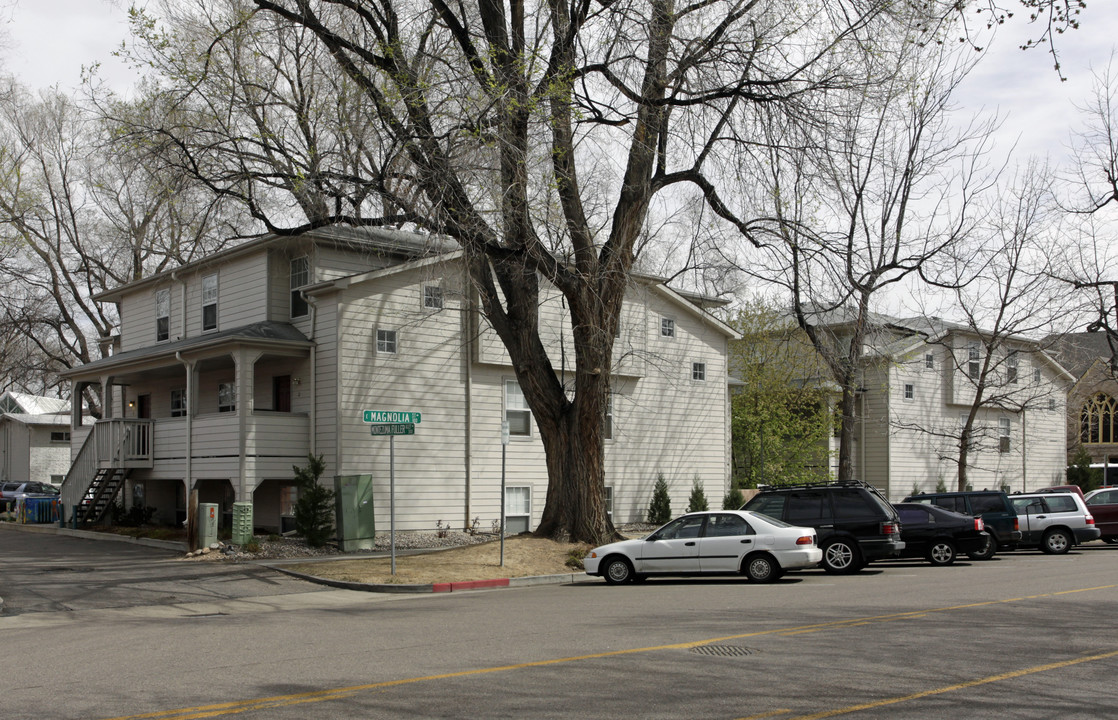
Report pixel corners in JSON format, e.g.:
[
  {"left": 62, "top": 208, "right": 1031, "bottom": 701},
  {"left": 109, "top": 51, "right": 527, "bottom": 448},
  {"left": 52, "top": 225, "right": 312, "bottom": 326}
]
[{"left": 283, "top": 536, "right": 594, "bottom": 585}]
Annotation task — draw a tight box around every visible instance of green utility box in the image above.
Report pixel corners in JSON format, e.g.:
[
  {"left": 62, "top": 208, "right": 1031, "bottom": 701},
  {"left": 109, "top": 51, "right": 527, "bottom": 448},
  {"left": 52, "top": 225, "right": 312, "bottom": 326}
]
[
  {"left": 198, "top": 502, "right": 219, "bottom": 548},
  {"left": 334, "top": 474, "right": 375, "bottom": 551},
  {"left": 231, "top": 502, "right": 253, "bottom": 546}
]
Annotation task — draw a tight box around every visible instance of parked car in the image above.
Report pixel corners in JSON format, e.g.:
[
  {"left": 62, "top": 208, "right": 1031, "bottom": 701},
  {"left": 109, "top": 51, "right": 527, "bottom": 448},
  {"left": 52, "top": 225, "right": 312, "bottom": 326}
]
[
  {"left": 1034, "top": 484, "right": 1087, "bottom": 501},
  {"left": 1084, "top": 487, "right": 1118, "bottom": 543},
  {"left": 583, "top": 510, "right": 822, "bottom": 584},
  {"left": 740, "top": 481, "right": 903, "bottom": 574},
  {"left": 1008, "top": 492, "right": 1101, "bottom": 554},
  {"left": 892, "top": 503, "right": 989, "bottom": 566},
  {"left": 0, "top": 481, "right": 60, "bottom": 511},
  {"left": 902, "top": 490, "right": 1022, "bottom": 560}
]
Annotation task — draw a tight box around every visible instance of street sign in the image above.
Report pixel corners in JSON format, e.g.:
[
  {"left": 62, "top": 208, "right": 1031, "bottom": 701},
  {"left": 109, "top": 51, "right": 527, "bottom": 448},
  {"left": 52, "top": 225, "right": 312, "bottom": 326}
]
[
  {"left": 369, "top": 423, "right": 415, "bottom": 436},
  {"left": 363, "top": 410, "right": 422, "bottom": 424}
]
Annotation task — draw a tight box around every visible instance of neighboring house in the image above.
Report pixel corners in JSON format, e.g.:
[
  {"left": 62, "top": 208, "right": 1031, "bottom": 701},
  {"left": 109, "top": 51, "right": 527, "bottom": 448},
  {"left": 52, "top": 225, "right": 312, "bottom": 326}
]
[
  {"left": 1048, "top": 332, "right": 1118, "bottom": 486},
  {"left": 788, "top": 313, "right": 1072, "bottom": 499},
  {"left": 58, "top": 226, "right": 737, "bottom": 533},
  {"left": 0, "top": 391, "right": 72, "bottom": 486}
]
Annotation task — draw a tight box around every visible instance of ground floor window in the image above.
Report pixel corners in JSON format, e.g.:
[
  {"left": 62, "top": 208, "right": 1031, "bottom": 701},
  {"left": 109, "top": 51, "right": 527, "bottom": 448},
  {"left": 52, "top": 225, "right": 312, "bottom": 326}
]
[{"left": 505, "top": 486, "right": 531, "bottom": 534}]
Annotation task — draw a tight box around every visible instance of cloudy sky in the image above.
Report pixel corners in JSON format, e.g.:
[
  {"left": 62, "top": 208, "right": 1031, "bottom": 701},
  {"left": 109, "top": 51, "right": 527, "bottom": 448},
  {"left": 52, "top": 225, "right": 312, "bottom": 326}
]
[{"left": 2, "top": 0, "right": 1115, "bottom": 168}]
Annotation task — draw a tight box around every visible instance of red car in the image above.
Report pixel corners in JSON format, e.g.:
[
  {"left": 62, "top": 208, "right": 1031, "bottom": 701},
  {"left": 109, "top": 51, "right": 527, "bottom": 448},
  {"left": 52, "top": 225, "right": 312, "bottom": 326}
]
[{"left": 1084, "top": 488, "right": 1118, "bottom": 543}]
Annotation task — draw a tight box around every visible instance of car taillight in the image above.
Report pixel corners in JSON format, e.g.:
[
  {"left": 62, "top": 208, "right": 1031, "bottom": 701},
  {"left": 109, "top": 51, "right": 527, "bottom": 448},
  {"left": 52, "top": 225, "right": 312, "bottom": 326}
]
[
  {"left": 1013, "top": 518, "right": 1019, "bottom": 531},
  {"left": 974, "top": 518, "right": 984, "bottom": 531},
  {"left": 1086, "top": 514, "right": 1095, "bottom": 525},
  {"left": 796, "top": 535, "right": 814, "bottom": 545},
  {"left": 881, "top": 522, "right": 898, "bottom": 535}
]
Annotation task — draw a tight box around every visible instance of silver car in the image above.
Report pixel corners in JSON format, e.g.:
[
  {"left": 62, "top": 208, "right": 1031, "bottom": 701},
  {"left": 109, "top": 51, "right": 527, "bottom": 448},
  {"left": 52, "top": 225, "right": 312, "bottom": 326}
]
[{"left": 1009, "top": 492, "right": 1101, "bottom": 554}]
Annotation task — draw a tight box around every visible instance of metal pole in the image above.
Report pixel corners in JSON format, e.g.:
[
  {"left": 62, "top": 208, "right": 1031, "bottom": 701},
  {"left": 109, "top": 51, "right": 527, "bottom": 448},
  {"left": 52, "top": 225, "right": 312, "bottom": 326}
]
[
  {"left": 500, "top": 420, "right": 509, "bottom": 567},
  {"left": 390, "top": 434, "right": 396, "bottom": 575}
]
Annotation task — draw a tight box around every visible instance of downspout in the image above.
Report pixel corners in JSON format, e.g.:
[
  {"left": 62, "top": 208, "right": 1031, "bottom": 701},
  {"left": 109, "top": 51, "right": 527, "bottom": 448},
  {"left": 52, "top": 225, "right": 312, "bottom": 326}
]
[
  {"left": 304, "top": 291, "right": 318, "bottom": 458},
  {"left": 176, "top": 352, "right": 193, "bottom": 495},
  {"left": 1021, "top": 409, "right": 1027, "bottom": 491}
]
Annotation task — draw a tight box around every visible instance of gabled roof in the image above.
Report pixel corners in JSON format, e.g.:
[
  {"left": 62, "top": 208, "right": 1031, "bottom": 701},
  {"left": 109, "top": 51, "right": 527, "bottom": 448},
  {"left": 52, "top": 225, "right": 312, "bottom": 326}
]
[
  {"left": 58, "top": 321, "right": 312, "bottom": 379},
  {"left": 94, "top": 226, "right": 454, "bottom": 303},
  {"left": 1045, "top": 332, "right": 1115, "bottom": 379},
  {"left": 308, "top": 250, "right": 741, "bottom": 339},
  {"left": 0, "top": 413, "right": 70, "bottom": 427},
  {"left": 0, "top": 391, "right": 69, "bottom": 415}
]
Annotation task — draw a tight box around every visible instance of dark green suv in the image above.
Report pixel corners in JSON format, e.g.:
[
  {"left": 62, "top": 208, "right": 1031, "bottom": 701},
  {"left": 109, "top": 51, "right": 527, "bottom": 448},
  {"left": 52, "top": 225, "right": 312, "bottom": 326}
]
[{"left": 902, "top": 490, "right": 1021, "bottom": 560}]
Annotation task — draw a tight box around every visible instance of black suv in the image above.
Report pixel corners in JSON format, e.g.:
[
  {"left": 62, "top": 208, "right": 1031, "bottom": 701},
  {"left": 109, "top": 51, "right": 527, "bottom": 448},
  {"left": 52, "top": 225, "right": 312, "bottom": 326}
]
[
  {"left": 742, "top": 481, "right": 904, "bottom": 574},
  {"left": 902, "top": 490, "right": 1022, "bottom": 560}
]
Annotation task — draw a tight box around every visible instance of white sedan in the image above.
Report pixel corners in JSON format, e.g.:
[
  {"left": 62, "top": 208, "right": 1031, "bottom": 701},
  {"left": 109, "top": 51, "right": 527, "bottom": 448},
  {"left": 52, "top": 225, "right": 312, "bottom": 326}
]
[{"left": 584, "top": 510, "right": 822, "bottom": 584}]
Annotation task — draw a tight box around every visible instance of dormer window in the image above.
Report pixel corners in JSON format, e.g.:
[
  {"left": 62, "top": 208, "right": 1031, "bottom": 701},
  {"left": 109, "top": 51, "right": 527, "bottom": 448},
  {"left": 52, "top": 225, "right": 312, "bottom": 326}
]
[
  {"left": 202, "top": 274, "right": 218, "bottom": 331},
  {"left": 290, "top": 256, "right": 310, "bottom": 318},
  {"left": 155, "top": 289, "right": 170, "bottom": 342}
]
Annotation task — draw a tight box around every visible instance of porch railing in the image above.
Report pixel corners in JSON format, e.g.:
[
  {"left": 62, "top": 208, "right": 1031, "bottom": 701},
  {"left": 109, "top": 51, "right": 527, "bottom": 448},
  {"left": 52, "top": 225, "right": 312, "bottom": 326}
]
[{"left": 60, "top": 419, "right": 154, "bottom": 511}]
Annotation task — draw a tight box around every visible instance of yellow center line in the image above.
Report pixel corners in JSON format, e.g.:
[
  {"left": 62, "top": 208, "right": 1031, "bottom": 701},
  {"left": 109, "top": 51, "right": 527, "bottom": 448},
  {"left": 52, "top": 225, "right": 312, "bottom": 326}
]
[
  {"left": 102, "top": 583, "right": 1118, "bottom": 720},
  {"left": 775, "top": 648, "right": 1118, "bottom": 720}
]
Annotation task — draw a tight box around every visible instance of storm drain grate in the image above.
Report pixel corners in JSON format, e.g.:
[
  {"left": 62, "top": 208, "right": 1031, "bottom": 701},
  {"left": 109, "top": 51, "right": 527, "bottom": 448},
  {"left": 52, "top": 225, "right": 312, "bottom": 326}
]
[{"left": 689, "top": 645, "right": 758, "bottom": 658}]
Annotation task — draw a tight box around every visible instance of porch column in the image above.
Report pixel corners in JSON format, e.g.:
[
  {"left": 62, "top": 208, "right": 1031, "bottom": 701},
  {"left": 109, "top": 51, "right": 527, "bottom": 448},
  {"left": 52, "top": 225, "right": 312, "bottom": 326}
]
[
  {"left": 71, "top": 382, "right": 85, "bottom": 429},
  {"left": 99, "top": 374, "right": 116, "bottom": 419},
  {"left": 233, "top": 349, "right": 264, "bottom": 503}
]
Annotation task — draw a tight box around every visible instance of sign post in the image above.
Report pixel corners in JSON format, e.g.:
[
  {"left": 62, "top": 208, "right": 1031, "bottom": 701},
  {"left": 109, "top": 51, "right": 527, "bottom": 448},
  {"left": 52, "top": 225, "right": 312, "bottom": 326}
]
[
  {"left": 500, "top": 420, "right": 509, "bottom": 566},
  {"left": 363, "top": 410, "right": 422, "bottom": 575}
]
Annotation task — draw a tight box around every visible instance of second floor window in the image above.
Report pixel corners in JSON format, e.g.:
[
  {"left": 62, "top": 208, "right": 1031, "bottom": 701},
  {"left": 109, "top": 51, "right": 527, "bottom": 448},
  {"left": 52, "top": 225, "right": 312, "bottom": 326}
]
[
  {"left": 156, "top": 289, "right": 170, "bottom": 342},
  {"left": 376, "top": 329, "right": 397, "bottom": 354},
  {"left": 692, "top": 362, "right": 706, "bottom": 381},
  {"left": 661, "top": 317, "right": 675, "bottom": 338},
  {"left": 218, "top": 383, "right": 236, "bottom": 413},
  {"left": 202, "top": 274, "right": 218, "bottom": 331},
  {"left": 1006, "top": 351, "right": 1018, "bottom": 384},
  {"left": 290, "top": 257, "right": 309, "bottom": 318},
  {"left": 967, "top": 342, "right": 980, "bottom": 380},
  {"left": 171, "top": 388, "right": 187, "bottom": 418},
  {"left": 423, "top": 285, "right": 443, "bottom": 310},
  {"left": 505, "top": 380, "right": 531, "bottom": 436},
  {"left": 904, "top": 383, "right": 915, "bottom": 400}
]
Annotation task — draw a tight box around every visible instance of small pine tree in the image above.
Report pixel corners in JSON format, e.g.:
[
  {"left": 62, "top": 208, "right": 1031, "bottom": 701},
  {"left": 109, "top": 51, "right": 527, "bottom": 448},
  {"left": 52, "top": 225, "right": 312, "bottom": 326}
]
[
  {"left": 722, "top": 486, "right": 745, "bottom": 510},
  {"left": 647, "top": 474, "right": 672, "bottom": 525},
  {"left": 687, "top": 478, "right": 709, "bottom": 512},
  {"left": 1067, "top": 445, "right": 1102, "bottom": 491},
  {"left": 293, "top": 454, "right": 335, "bottom": 548}
]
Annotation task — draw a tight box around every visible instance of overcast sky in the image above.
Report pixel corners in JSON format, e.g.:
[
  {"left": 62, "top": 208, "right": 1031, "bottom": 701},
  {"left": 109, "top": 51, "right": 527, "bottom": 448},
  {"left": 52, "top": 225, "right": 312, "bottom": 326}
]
[{"left": 2, "top": 0, "right": 1115, "bottom": 168}]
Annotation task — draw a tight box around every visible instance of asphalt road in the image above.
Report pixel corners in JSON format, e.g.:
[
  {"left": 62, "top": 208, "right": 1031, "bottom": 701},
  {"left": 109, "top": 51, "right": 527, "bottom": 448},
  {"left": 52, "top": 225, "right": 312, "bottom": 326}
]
[{"left": 3, "top": 525, "right": 1117, "bottom": 719}]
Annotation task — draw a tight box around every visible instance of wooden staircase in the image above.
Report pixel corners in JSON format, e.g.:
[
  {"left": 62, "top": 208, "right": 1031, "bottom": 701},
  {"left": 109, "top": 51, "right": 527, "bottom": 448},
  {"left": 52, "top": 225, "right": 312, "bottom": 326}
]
[{"left": 75, "top": 467, "right": 130, "bottom": 524}]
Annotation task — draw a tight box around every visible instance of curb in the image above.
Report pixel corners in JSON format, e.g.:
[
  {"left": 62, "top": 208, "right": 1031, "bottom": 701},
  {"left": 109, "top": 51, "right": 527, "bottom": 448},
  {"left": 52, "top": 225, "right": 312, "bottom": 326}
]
[
  {"left": 268, "top": 565, "right": 587, "bottom": 594},
  {"left": 0, "top": 521, "right": 188, "bottom": 552}
]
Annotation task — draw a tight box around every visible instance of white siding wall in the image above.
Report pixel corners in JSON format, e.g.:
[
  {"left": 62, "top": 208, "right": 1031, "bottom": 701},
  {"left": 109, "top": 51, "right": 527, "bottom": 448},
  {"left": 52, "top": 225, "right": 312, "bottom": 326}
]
[{"left": 329, "top": 262, "right": 733, "bottom": 531}]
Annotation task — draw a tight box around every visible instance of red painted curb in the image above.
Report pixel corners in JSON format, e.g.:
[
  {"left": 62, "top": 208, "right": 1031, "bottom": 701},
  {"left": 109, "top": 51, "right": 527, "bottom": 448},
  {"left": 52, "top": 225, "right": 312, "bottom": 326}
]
[{"left": 432, "top": 578, "right": 511, "bottom": 593}]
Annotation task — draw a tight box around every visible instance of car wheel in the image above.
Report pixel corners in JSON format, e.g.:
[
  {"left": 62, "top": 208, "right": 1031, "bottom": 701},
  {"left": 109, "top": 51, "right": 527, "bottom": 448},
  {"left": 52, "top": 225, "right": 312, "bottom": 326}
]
[
  {"left": 967, "top": 534, "right": 998, "bottom": 561},
  {"left": 743, "top": 553, "right": 782, "bottom": 583},
  {"left": 602, "top": 556, "right": 634, "bottom": 584},
  {"left": 821, "top": 539, "right": 862, "bottom": 574},
  {"left": 1040, "top": 529, "right": 1072, "bottom": 555},
  {"left": 926, "top": 539, "right": 956, "bottom": 566}
]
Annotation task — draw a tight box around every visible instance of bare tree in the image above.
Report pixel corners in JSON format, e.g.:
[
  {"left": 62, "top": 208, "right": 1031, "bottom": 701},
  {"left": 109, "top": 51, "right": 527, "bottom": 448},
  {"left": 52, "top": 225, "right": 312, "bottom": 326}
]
[
  {"left": 1055, "top": 57, "right": 1118, "bottom": 376},
  {"left": 711, "top": 42, "right": 997, "bottom": 484},
  {"left": 0, "top": 81, "right": 241, "bottom": 404},
  {"left": 906, "top": 162, "right": 1073, "bottom": 489}
]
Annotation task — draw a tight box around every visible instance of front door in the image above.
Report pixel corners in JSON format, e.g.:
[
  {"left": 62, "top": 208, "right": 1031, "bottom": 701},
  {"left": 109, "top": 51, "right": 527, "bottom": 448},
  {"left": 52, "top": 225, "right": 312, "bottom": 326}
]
[
  {"left": 634, "top": 515, "right": 703, "bottom": 573},
  {"left": 137, "top": 394, "right": 151, "bottom": 419},
  {"left": 273, "top": 376, "right": 292, "bottom": 412}
]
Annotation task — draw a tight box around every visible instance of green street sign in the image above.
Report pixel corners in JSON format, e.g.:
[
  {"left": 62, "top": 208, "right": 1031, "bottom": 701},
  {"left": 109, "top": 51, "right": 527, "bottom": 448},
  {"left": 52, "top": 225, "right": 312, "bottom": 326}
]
[
  {"left": 363, "top": 410, "right": 422, "bottom": 424},
  {"left": 369, "top": 423, "right": 415, "bottom": 436}
]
